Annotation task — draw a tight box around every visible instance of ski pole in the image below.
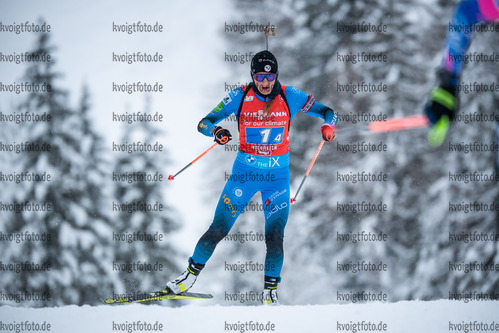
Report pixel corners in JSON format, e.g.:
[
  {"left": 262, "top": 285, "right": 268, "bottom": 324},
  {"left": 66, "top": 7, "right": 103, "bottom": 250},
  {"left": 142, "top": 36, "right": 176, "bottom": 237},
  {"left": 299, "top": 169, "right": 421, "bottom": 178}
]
[
  {"left": 168, "top": 143, "right": 218, "bottom": 181},
  {"left": 336, "top": 114, "right": 431, "bottom": 139},
  {"left": 368, "top": 114, "right": 429, "bottom": 133},
  {"left": 291, "top": 140, "right": 325, "bottom": 204},
  {"left": 368, "top": 114, "right": 449, "bottom": 146}
]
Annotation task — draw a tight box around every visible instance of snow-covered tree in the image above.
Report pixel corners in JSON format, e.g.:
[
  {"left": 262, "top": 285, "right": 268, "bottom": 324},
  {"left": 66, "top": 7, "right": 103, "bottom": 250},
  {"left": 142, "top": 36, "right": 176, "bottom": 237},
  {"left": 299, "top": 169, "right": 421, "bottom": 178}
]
[
  {"left": 111, "top": 98, "right": 179, "bottom": 300},
  {"left": 1, "top": 32, "right": 116, "bottom": 306}
]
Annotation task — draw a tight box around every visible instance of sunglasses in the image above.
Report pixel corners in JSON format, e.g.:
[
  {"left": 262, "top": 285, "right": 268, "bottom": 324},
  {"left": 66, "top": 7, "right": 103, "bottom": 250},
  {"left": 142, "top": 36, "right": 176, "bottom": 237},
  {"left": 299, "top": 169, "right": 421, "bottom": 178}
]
[{"left": 253, "top": 73, "right": 277, "bottom": 82}]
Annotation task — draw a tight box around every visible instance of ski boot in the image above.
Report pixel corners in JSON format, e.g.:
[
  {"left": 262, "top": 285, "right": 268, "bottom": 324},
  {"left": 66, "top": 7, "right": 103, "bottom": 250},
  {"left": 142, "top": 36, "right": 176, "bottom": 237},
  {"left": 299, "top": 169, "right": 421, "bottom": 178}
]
[
  {"left": 166, "top": 258, "right": 204, "bottom": 294},
  {"left": 262, "top": 275, "right": 280, "bottom": 305}
]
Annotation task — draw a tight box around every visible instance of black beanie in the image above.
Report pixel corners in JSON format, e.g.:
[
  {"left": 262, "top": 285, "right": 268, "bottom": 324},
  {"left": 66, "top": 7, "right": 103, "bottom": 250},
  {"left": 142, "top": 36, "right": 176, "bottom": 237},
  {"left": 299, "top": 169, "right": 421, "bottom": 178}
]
[{"left": 250, "top": 50, "right": 278, "bottom": 75}]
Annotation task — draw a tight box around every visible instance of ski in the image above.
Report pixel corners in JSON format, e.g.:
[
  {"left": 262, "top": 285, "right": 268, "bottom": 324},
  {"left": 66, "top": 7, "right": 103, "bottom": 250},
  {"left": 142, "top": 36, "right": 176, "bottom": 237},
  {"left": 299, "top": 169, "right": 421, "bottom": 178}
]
[{"left": 101, "top": 289, "right": 214, "bottom": 304}]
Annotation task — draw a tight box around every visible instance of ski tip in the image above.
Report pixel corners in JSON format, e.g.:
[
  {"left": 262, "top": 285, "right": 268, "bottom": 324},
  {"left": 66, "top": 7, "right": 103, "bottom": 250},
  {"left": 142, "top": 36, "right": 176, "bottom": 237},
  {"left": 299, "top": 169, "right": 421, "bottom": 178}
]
[
  {"left": 168, "top": 175, "right": 174, "bottom": 181},
  {"left": 100, "top": 297, "right": 119, "bottom": 305}
]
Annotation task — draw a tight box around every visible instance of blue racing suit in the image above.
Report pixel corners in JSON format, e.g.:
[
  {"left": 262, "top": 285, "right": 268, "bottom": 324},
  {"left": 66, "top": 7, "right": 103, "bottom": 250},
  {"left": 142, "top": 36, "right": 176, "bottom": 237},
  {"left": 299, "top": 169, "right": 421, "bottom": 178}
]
[{"left": 190, "top": 83, "right": 337, "bottom": 279}]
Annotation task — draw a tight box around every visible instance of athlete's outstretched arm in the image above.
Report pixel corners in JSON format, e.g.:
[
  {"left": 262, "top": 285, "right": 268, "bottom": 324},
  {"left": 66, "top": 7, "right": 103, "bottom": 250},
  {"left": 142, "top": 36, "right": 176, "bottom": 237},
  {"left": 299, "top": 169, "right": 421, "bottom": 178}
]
[
  {"left": 284, "top": 86, "right": 338, "bottom": 141},
  {"left": 284, "top": 86, "right": 337, "bottom": 126},
  {"left": 197, "top": 87, "right": 245, "bottom": 136}
]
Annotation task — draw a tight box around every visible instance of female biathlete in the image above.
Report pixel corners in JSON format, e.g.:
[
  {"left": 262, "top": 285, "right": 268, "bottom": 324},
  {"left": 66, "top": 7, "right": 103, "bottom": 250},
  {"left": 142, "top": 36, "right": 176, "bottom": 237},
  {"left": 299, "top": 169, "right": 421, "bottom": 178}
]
[{"left": 166, "top": 50, "right": 338, "bottom": 305}]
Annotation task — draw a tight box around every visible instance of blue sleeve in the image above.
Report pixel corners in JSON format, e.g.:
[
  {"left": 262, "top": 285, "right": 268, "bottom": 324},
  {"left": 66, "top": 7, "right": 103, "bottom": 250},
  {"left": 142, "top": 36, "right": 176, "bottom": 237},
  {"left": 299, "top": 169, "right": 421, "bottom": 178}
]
[
  {"left": 198, "top": 87, "right": 245, "bottom": 136},
  {"left": 284, "top": 86, "right": 337, "bottom": 126}
]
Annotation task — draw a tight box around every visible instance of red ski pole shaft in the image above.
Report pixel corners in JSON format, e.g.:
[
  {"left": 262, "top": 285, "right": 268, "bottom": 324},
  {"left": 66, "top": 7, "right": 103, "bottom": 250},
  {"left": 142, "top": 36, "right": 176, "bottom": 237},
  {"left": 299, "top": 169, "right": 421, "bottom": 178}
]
[
  {"left": 291, "top": 140, "right": 325, "bottom": 204},
  {"left": 168, "top": 142, "right": 218, "bottom": 181},
  {"left": 368, "top": 114, "right": 429, "bottom": 133}
]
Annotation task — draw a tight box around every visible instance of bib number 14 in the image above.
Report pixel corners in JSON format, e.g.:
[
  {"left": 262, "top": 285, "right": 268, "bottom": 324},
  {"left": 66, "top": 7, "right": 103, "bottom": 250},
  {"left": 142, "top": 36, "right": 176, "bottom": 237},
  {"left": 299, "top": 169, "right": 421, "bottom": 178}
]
[{"left": 247, "top": 127, "right": 284, "bottom": 145}]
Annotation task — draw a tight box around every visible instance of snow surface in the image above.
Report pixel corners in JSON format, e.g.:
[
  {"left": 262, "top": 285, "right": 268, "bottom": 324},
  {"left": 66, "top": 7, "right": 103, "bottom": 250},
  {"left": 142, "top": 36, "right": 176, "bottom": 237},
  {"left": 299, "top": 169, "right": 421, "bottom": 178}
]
[{"left": 1, "top": 300, "right": 499, "bottom": 333}]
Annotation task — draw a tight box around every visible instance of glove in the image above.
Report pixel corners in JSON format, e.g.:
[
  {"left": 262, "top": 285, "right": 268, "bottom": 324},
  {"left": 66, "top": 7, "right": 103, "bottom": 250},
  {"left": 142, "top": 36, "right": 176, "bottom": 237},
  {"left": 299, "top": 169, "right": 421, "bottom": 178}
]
[
  {"left": 424, "top": 70, "right": 459, "bottom": 125},
  {"left": 212, "top": 126, "right": 232, "bottom": 145},
  {"left": 320, "top": 123, "right": 336, "bottom": 142}
]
